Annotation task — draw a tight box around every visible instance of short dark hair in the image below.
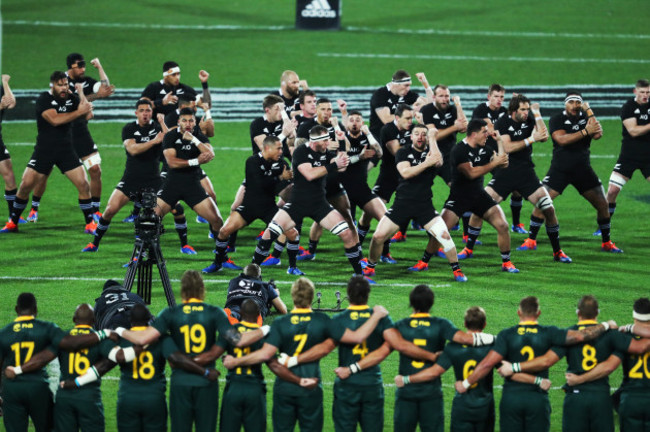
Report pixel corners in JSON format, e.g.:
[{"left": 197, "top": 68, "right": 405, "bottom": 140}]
[
  {"left": 508, "top": 94, "right": 531, "bottom": 114},
  {"left": 130, "top": 304, "right": 152, "bottom": 327},
  {"left": 240, "top": 299, "right": 260, "bottom": 323},
  {"left": 178, "top": 95, "right": 195, "bottom": 107},
  {"left": 519, "top": 296, "right": 539, "bottom": 316},
  {"left": 465, "top": 306, "right": 487, "bottom": 331},
  {"left": 636, "top": 79, "right": 649, "bottom": 88},
  {"left": 409, "top": 285, "right": 434, "bottom": 313},
  {"left": 309, "top": 124, "right": 329, "bottom": 139},
  {"left": 392, "top": 70, "right": 410, "bottom": 81},
  {"left": 347, "top": 276, "right": 370, "bottom": 305},
  {"left": 633, "top": 298, "right": 650, "bottom": 316},
  {"left": 348, "top": 110, "right": 363, "bottom": 118},
  {"left": 162, "top": 61, "right": 179, "bottom": 72},
  {"left": 135, "top": 99, "right": 153, "bottom": 109},
  {"left": 488, "top": 83, "right": 505, "bottom": 94},
  {"left": 298, "top": 90, "right": 316, "bottom": 105},
  {"left": 179, "top": 107, "right": 195, "bottom": 118},
  {"left": 66, "top": 53, "right": 84, "bottom": 69},
  {"left": 411, "top": 123, "right": 428, "bottom": 134},
  {"left": 467, "top": 119, "right": 487, "bottom": 136},
  {"left": 243, "top": 263, "right": 262, "bottom": 279},
  {"left": 316, "top": 97, "right": 331, "bottom": 106},
  {"left": 16, "top": 293, "right": 37, "bottom": 313},
  {"left": 577, "top": 295, "right": 599, "bottom": 320},
  {"left": 50, "top": 71, "right": 67, "bottom": 83},
  {"left": 263, "top": 94, "right": 284, "bottom": 110},
  {"left": 433, "top": 84, "right": 448, "bottom": 94},
  {"left": 395, "top": 103, "right": 413, "bottom": 118}
]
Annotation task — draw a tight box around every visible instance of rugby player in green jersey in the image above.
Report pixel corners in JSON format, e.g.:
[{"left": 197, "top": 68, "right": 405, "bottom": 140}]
[
  {"left": 564, "top": 297, "right": 650, "bottom": 432},
  {"left": 0, "top": 294, "right": 115, "bottom": 432},
  {"left": 456, "top": 296, "right": 617, "bottom": 432},
  {"left": 222, "top": 276, "right": 387, "bottom": 432}
]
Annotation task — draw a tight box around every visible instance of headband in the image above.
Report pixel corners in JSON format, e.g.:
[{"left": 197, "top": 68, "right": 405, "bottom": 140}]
[
  {"left": 163, "top": 67, "right": 181, "bottom": 77},
  {"left": 392, "top": 77, "right": 412, "bottom": 84},
  {"left": 564, "top": 95, "right": 583, "bottom": 104},
  {"left": 633, "top": 311, "right": 650, "bottom": 321},
  {"left": 310, "top": 133, "right": 330, "bottom": 142}
]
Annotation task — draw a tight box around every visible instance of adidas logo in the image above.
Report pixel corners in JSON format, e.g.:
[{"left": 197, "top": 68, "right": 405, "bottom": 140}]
[
  {"left": 134, "top": 131, "right": 141, "bottom": 136},
  {"left": 508, "top": 126, "right": 515, "bottom": 131},
  {"left": 301, "top": 0, "right": 336, "bottom": 18},
  {"left": 433, "top": 114, "right": 440, "bottom": 119},
  {"left": 634, "top": 109, "right": 640, "bottom": 114},
  {"left": 564, "top": 120, "right": 572, "bottom": 125}
]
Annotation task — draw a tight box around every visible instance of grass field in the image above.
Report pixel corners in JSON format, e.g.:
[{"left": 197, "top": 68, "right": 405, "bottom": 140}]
[{"left": 1, "top": 1, "right": 649, "bottom": 431}]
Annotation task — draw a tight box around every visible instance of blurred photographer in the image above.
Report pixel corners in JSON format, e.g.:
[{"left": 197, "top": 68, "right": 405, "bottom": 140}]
[
  {"left": 225, "top": 264, "right": 287, "bottom": 324},
  {"left": 94, "top": 279, "right": 148, "bottom": 329}
]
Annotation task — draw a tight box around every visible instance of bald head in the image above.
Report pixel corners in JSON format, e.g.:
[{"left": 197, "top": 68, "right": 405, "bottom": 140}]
[{"left": 74, "top": 303, "right": 96, "bottom": 326}]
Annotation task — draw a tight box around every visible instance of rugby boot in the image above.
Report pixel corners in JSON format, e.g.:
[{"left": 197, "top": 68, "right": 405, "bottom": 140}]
[
  {"left": 180, "top": 245, "right": 197, "bottom": 255},
  {"left": 202, "top": 262, "right": 222, "bottom": 273},
  {"left": 390, "top": 231, "right": 406, "bottom": 243},
  {"left": 457, "top": 248, "right": 473, "bottom": 260},
  {"left": 261, "top": 256, "right": 281, "bottom": 266},
  {"left": 93, "top": 211, "right": 103, "bottom": 223},
  {"left": 601, "top": 241, "right": 623, "bottom": 253},
  {"left": 380, "top": 253, "right": 397, "bottom": 264},
  {"left": 85, "top": 221, "right": 98, "bottom": 235},
  {"left": 517, "top": 238, "right": 537, "bottom": 251},
  {"left": 287, "top": 267, "right": 305, "bottom": 276},
  {"left": 453, "top": 269, "right": 468, "bottom": 282},
  {"left": 462, "top": 235, "right": 482, "bottom": 245},
  {"left": 1, "top": 221, "right": 18, "bottom": 233},
  {"left": 82, "top": 243, "right": 98, "bottom": 252},
  {"left": 407, "top": 260, "right": 429, "bottom": 272},
  {"left": 553, "top": 250, "right": 572, "bottom": 263},
  {"left": 511, "top": 223, "right": 528, "bottom": 234},
  {"left": 501, "top": 261, "right": 520, "bottom": 273},
  {"left": 223, "top": 258, "right": 243, "bottom": 270},
  {"left": 26, "top": 209, "right": 38, "bottom": 222},
  {"left": 196, "top": 215, "right": 209, "bottom": 224}
]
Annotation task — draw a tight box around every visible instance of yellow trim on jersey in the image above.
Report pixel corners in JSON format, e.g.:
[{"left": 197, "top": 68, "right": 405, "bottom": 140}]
[
  {"left": 183, "top": 298, "right": 203, "bottom": 304},
  {"left": 14, "top": 316, "right": 35, "bottom": 322},
  {"left": 240, "top": 322, "right": 261, "bottom": 329},
  {"left": 577, "top": 320, "right": 599, "bottom": 325},
  {"left": 74, "top": 325, "right": 93, "bottom": 329},
  {"left": 130, "top": 326, "right": 148, "bottom": 331},
  {"left": 347, "top": 305, "right": 370, "bottom": 311},
  {"left": 410, "top": 313, "right": 431, "bottom": 318},
  {"left": 518, "top": 320, "right": 538, "bottom": 325},
  {"left": 291, "top": 308, "right": 312, "bottom": 313}
]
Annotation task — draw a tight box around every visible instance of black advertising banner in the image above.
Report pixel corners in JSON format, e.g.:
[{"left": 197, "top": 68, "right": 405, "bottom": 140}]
[{"left": 296, "top": 0, "right": 341, "bottom": 30}]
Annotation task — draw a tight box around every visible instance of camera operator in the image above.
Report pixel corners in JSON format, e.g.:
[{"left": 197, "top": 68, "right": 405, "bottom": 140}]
[
  {"left": 82, "top": 99, "right": 194, "bottom": 253},
  {"left": 225, "top": 264, "right": 288, "bottom": 324},
  {"left": 94, "top": 279, "right": 148, "bottom": 329}
]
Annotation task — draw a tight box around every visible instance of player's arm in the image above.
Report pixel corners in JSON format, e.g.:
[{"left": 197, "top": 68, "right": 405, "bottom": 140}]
[
  {"left": 501, "top": 129, "right": 547, "bottom": 154},
  {"left": 41, "top": 103, "right": 92, "bottom": 126},
  {"left": 334, "top": 342, "right": 393, "bottom": 380},
  {"left": 272, "top": 297, "right": 288, "bottom": 315},
  {"left": 510, "top": 373, "right": 552, "bottom": 391},
  {"left": 297, "top": 153, "right": 348, "bottom": 181},
  {"left": 552, "top": 117, "right": 602, "bottom": 146},
  {"left": 115, "top": 326, "right": 161, "bottom": 346},
  {"left": 124, "top": 133, "right": 164, "bottom": 156},
  {"left": 223, "top": 342, "right": 277, "bottom": 368},
  {"left": 197, "top": 102, "right": 215, "bottom": 138},
  {"left": 86, "top": 58, "right": 115, "bottom": 101},
  {"left": 622, "top": 117, "right": 650, "bottom": 137},
  {"left": 375, "top": 107, "right": 393, "bottom": 125},
  {"left": 163, "top": 148, "right": 201, "bottom": 169},
  {"left": 338, "top": 305, "right": 389, "bottom": 345},
  {"left": 337, "top": 99, "right": 349, "bottom": 128},
  {"left": 1, "top": 75, "right": 16, "bottom": 109},
  {"left": 383, "top": 328, "right": 439, "bottom": 363},
  {"left": 198, "top": 70, "right": 212, "bottom": 109},
  {"left": 456, "top": 350, "right": 503, "bottom": 392},
  {"left": 530, "top": 103, "right": 548, "bottom": 137},
  {"left": 290, "top": 338, "right": 337, "bottom": 365},
  {"left": 397, "top": 363, "right": 447, "bottom": 387},
  {"left": 58, "top": 357, "right": 118, "bottom": 389},
  {"left": 425, "top": 122, "right": 461, "bottom": 141},
  {"left": 266, "top": 357, "right": 317, "bottom": 388},
  {"left": 497, "top": 349, "right": 561, "bottom": 377},
  {"left": 361, "top": 125, "right": 383, "bottom": 158},
  {"left": 385, "top": 138, "right": 400, "bottom": 156},
  {"left": 565, "top": 321, "right": 614, "bottom": 345},
  {"left": 396, "top": 159, "right": 431, "bottom": 179},
  {"left": 3, "top": 348, "right": 56, "bottom": 377},
  {"left": 565, "top": 354, "right": 621, "bottom": 387},
  {"left": 415, "top": 73, "right": 434, "bottom": 103},
  {"left": 192, "top": 344, "right": 226, "bottom": 366},
  {"left": 167, "top": 350, "right": 218, "bottom": 380},
  {"left": 59, "top": 329, "right": 115, "bottom": 351}
]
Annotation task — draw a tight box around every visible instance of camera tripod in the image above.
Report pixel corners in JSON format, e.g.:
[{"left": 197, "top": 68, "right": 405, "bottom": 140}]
[{"left": 123, "top": 233, "right": 176, "bottom": 307}]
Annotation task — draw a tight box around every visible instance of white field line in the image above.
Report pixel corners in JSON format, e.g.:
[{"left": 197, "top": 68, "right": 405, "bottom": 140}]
[
  {"left": 318, "top": 52, "right": 650, "bottom": 65},
  {"left": 0, "top": 276, "right": 452, "bottom": 289},
  {"left": 5, "top": 19, "right": 649, "bottom": 41},
  {"left": 5, "top": 142, "right": 619, "bottom": 158}
]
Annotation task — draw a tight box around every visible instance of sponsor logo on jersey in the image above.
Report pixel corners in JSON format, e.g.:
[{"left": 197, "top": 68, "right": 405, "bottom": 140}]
[
  {"left": 564, "top": 120, "right": 572, "bottom": 125},
  {"left": 134, "top": 131, "right": 141, "bottom": 136},
  {"left": 634, "top": 108, "right": 641, "bottom": 114}
]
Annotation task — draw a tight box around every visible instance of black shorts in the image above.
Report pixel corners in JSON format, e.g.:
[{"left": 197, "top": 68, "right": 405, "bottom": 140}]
[
  {"left": 274, "top": 179, "right": 292, "bottom": 196},
  {"left": 372, "top": 172, "right": 398, "bottom": 202},
  {"left": 236, "top": 201, "right": 277, "bottom": 225},
  {"left": 282, "top": 199, "right": 334, "bottom": 227},
  {"left": 116, "top": 176, "right": 162, "bottom": 200},
  {"left": 27, "top": 146, "right": 82, "bottom": 175},
  {"left": 435, "top": 157, "right": 453, "bottom": 185},
  {"left": 200, "top": 169, "right": 208, "bottom": 180},
  {"left": 72, "top": 125, "right": 98, "bottom": 159},
  {"left": 544, "top": 162, "right": 602, "bottom": 195},
  {"left": 385, "top": 198, "right": 438, "bottom": 228},
  {"left": 444, "top": 188, "right": 497, "bottom": 218},
  {"left": 158, "top": 175, "right": 209, "bottom": 208},
  {"left": 487, "top": 166, "right": 542, "bottom": 200},
  {"left": 613, "top": 154, "right": 650, "bottom": 179},
  {"left": 0, "top": 136, "right": 10, "bottom": 162},
  {"left": 344, "top": 183, "right": 378, "bottom": 209},
  {"left": 325, "top": 175, "right": 346, "bottom": 200}
]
